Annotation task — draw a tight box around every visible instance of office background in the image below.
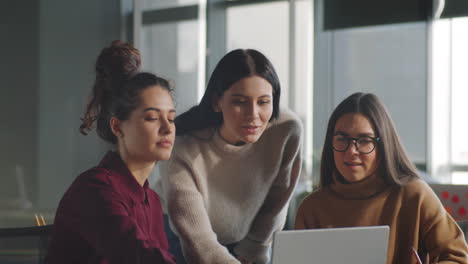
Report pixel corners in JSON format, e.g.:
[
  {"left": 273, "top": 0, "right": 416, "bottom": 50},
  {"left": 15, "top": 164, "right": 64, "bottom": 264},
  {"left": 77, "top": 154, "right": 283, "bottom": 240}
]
[{"left": 1, "top": 0, "right": 468, "bottom": 227}]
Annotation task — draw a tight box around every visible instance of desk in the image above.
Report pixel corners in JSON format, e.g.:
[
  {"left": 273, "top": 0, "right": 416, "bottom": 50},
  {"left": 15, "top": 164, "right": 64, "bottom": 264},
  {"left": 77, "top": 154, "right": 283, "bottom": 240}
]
[{"left": 0, "top": 209, "right": 54, "bottom": 229}]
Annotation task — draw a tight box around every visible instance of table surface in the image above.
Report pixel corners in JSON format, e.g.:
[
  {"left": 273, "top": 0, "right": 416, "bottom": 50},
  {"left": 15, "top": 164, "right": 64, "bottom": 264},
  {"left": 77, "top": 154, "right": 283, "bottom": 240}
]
[{"left": 0, "top": 209, "right": 54, "bottom": 229}]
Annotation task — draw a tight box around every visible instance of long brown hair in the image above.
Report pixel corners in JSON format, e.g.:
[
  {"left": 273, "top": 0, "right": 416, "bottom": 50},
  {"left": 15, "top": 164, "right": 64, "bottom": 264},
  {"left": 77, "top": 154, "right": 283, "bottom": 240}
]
[
  {"left": 320, "top": 92, "right": 419, "bottom": 187},
  {"left": 80, "top": 40, "right": 172, "bottom": 144}
]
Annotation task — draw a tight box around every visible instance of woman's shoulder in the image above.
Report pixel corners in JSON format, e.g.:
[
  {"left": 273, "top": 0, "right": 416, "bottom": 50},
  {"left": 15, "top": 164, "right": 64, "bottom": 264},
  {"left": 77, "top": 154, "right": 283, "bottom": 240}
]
[
  {"left": 267, "top": 108, "right": 304, "bottom": 137},
  {"left": 399, "top": 179, "right": 453, "bottom": 222},
  {"left": 399, "top": 178, "right": 441, "bottom": 204},
  {"left": 73, "top": 167, "right": 112, "bottom": 186},
  {"left": 58, "top": 167, "right": 114, "bottom": 205},
  {"left": 400, "top": 178, "right": 432, "bottom": 194},
  {"left": 275, "top": 108, "right": 303, "bottom": 128},
  {"left": 73, "top": 152, "right": 134, "bottom": 187},
  {"left": 174, "top": 128, "right": 211, "bottom": 147},
  {"left": 167, "top": 128, "right": 215, "bottom": 163}
]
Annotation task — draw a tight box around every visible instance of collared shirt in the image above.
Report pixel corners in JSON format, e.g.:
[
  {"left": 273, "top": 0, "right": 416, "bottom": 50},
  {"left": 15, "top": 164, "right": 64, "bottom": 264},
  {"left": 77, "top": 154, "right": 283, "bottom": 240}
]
[{"left": 46, "top": 151, "right": 175, "bottom": 264}]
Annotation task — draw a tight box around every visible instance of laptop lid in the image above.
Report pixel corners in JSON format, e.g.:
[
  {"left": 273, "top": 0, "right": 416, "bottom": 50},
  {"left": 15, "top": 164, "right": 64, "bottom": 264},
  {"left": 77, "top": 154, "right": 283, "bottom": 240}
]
[{"left": 271, "top": 226, "right": 389, "bottom": 264}]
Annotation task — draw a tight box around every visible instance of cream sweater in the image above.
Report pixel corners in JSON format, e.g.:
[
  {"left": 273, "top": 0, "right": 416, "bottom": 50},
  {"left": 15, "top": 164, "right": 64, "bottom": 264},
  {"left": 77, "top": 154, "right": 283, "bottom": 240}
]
[
  {"left": 155, "top": 109, "right": 303, "bottom": 264},
  {"left": 295, "top": 174, "right": 468, "bottom": 264}
]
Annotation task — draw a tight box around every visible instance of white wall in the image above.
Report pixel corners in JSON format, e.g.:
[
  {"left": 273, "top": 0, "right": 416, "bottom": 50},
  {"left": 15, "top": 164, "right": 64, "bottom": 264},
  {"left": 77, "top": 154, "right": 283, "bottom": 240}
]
[
  {"left": 37, "top": 0, "right": 122, "bottom": 208},
  {"left": 331, "top": 23, "right": 427, "bottom": 165},
  {"left": 0, "top": 0, "right": 39, "bottom": 204}
]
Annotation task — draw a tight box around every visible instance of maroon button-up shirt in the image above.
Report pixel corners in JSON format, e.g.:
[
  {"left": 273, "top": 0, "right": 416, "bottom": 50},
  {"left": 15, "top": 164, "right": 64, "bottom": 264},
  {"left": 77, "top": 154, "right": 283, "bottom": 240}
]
[{"left": 46, "top": 151, "right": 175, "bottom": 264}]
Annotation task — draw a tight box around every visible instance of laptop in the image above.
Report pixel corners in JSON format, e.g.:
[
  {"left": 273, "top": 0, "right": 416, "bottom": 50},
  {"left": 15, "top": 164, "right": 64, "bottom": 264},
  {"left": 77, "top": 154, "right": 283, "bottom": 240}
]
[{"left": 271, "top": 226, "right": 389, "bottom": 264}]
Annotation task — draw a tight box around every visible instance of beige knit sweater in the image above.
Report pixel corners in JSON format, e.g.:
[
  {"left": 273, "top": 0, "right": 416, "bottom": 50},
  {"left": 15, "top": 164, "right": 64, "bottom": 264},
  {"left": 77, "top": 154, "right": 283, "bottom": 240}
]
[
  {"left": 295, "top": 173, "right": 468, "bottom": 264},
  {"left": 155, "top": 109, "right": 303, "bottom": 264}
]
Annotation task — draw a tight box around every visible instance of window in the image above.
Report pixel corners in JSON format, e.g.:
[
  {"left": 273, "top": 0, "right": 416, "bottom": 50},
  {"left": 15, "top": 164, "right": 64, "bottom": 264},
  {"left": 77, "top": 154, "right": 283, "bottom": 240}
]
[
  {"left": 451, "top": 18, "right": 468, "bottom": 168},
  {"left": 431, "top": 17, "right": 468, "bottom": 184},
  {"left": 136, "top": 0, "right": 205, "bottom": 114},
  {"left": 134, "top": 1, "right": 313, "bottom": 226},
  {"left": 143, "top": 0, "right": 198, "bottom": 10},
  {"left": 141, "top": 20, "right": 201, "bottom": 113},
  {"left": 227, "top": 1, "right": 290, "bottom": 105},
  {"left": 225, "top": 0, "right": 313, "bottom": 187},
  {"left": 135, "top": 0, "right": 313, "bottom": 186}
]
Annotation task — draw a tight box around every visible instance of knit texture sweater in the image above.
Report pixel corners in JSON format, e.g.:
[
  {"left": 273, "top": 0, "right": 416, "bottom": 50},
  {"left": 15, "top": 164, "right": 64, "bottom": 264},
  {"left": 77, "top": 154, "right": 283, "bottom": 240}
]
[
  {"left": 295, "top": 173, "right": 468, "bottom": 264},
  {"left": 155, "top": 108, "right": 303, "bottom": 264}
]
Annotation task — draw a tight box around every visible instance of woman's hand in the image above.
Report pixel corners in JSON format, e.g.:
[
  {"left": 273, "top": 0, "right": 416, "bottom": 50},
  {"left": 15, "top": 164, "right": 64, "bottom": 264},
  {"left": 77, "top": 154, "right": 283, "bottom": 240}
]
[{"left": 411, "top": 248, "right": 439, "bottom": 264}]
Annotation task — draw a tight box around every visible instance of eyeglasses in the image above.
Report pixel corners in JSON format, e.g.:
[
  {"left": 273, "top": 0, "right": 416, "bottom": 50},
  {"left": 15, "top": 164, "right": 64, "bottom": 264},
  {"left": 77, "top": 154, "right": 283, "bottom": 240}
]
[{"left": 332, "top": 135, "right": 380, "bottom": 154}]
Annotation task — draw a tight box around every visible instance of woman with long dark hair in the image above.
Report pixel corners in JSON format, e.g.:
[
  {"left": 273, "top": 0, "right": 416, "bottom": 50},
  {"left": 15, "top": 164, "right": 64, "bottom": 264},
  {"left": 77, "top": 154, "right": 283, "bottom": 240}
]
[
  {"left": 295, "top": 92, "right": 468, "bottom": 263},
  {"left": 155, "top": 49, "right": 303, "bottom": 264},
  {"left": 46, "top": 41, "right": 176, "bottom": 264}
]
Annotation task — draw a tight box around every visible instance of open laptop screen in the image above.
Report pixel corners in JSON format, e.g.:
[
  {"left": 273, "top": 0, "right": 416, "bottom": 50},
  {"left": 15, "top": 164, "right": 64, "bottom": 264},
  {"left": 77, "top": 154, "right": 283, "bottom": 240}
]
[{"left": 272, "top": 226, "right": 389, "bottom": 264}]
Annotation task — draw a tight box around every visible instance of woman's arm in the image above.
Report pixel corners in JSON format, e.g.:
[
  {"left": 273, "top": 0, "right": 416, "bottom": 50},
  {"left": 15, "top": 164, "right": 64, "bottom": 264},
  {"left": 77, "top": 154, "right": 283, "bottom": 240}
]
[
  {"left": 234, "top": 119, "right": 303, "bottom": 264},
  {"left": 160, "top": 157, "right": 241, "bottom": 264},
  {"left": 74, "top": 171, "right": 175, "bottom": 264}
]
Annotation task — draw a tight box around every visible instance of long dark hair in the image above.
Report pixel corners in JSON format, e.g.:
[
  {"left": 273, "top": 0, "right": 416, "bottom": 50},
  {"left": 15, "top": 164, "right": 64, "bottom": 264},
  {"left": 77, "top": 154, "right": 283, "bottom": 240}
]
[
  {"left": 320, "top": 92, "right": 419, "bottom": 187},
  {"left": 175, "top": 49, "right": 281, "bottom": 135},
  {"left": 80, "top": 40, "right": 172, "bottom": 144}
]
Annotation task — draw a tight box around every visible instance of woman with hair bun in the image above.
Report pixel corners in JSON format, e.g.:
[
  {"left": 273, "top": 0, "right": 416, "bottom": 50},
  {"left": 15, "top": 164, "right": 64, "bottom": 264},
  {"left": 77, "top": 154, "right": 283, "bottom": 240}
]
[{"left": 46, "top": 41, "right": 176, "bottom": 264}]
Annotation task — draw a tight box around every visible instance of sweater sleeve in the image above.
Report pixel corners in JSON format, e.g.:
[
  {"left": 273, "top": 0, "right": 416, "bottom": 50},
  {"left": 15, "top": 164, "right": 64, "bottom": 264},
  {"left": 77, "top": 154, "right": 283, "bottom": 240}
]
[
  {"left": 418, "top": 182, "right": 468, "bottom": 263},
  {"left": 160, "top": 156, "right": 240, "bottom": 264},
  {"left": 75, "top": 173, "right": 175, "bottom": 264},
  {"left": 234, "top": 120, "right": 303, "bottom": 264}
]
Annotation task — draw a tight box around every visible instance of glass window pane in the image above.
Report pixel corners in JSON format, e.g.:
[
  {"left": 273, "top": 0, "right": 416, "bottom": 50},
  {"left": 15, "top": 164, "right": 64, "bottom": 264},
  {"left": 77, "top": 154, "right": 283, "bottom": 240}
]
[
  {"left": 453, "top": 172, "right": 468, "bottom": 185},
  {"left": 293, "top": 0, "right": 313, "bottom": 118},
  {"left": 330, "top": 23, "right": 427, "bottom": 167},
  {"left": 226, "top": 1, "right": 290, "bottom": 106},
  {"left": 1, "top": 0, "right": 119, "bottom": 228},
  {"left": 140, "top": 20, "right": 200, "bottom": 114},
  {"left": 451, "top": 17, "right": 468, "bottom": 165},
  {"left": 143, "top": 0, "right": 198, "bottom": 11},
  {"left": 430, "top": 19, "right": 452, "bottom": 182}
]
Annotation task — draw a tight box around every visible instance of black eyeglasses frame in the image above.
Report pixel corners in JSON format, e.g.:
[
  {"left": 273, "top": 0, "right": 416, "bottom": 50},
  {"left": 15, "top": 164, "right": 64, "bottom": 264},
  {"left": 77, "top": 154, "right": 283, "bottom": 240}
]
[{"left": 332, "top": 135, "right": 381, "bottom": 154}]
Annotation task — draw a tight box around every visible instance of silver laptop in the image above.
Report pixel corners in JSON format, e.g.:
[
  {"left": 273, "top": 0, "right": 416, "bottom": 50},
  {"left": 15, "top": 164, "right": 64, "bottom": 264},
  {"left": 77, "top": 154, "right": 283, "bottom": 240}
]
[{"left": 271, "top": 226, "right": 389, "bottom": 264}]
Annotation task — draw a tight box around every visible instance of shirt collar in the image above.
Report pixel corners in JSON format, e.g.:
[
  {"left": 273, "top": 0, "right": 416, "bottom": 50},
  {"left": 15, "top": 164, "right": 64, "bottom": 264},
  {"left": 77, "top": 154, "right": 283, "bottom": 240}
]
[{"left": 99, "top": 151, "right": 149, "bottom": 204}]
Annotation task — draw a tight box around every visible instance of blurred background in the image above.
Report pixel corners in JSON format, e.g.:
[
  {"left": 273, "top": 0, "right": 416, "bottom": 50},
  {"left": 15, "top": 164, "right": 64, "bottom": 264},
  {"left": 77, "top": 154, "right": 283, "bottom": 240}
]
[{"left": 1, "top": 0, "right": 468, "bottom": 230}]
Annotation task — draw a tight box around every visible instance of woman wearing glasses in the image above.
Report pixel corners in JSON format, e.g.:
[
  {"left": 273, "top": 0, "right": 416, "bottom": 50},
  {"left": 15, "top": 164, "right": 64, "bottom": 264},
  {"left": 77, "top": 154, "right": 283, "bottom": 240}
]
[{"left": 295, "top": 93, "right": 468, "bottom": 264}]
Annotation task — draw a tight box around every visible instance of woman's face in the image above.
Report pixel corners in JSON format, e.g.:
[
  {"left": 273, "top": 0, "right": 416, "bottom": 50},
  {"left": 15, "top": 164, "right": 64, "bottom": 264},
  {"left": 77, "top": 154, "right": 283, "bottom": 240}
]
[
  {"left": 333, "top": 113, "right": 379, "bottom": 182},
  {"left": 215, "top": 75, "right": 273, "bottom": 144},
  {"left": 115, "top": 85, "right": 176, "bottom": 163}
]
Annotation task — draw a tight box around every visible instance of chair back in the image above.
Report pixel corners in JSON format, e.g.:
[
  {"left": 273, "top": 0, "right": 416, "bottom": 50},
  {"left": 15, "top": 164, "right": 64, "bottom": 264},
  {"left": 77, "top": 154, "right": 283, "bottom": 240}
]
[
  {"left": 0, "top": 225, "right": 54, "bottom": 264},
  {"left": 429, "top": 184, "right": 468, "bottom": 221}
]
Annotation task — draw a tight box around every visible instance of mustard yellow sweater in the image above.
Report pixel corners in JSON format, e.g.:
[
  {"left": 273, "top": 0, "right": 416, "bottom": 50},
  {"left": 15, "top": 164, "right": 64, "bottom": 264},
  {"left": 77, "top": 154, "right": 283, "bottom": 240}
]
[{"left": 295, "top": 174, "right": 468, "bottom": 264}]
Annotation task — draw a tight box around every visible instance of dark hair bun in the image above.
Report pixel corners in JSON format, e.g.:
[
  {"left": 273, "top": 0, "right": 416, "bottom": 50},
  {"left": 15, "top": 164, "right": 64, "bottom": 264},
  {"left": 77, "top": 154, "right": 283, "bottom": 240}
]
[
  {"left": 95, "top": 40, "right": 141, "bottom": 93},
  {"left": 80, "top": 40, "right": 141, "bottom": 137}
]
